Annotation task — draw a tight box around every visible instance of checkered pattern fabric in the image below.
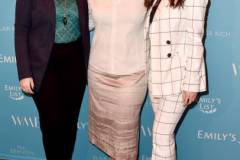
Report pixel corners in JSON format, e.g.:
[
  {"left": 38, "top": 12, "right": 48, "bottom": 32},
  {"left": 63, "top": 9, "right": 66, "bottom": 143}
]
[
  {"left": 145, "top": 0, "right": 209, "bottom": 97},
  {"left": 150, "top": 93, "right": 185, "bottom": 160}
]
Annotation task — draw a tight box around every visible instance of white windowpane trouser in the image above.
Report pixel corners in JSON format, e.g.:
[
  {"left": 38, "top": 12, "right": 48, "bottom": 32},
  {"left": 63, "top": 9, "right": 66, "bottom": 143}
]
[{"left": 150, "top": 93, "right": 186, "bottom": 160}]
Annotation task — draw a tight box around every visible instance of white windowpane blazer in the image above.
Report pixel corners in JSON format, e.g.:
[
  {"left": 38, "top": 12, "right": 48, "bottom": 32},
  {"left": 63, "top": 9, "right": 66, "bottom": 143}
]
[{"left": 145, "top": 0, "right": 209, "bottom": 96}]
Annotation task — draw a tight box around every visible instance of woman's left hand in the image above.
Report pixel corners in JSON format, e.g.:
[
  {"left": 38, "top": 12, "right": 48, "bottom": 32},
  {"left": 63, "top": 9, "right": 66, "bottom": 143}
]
[{"left": 182, "top": 91, "right": 198, "bottom": 107}]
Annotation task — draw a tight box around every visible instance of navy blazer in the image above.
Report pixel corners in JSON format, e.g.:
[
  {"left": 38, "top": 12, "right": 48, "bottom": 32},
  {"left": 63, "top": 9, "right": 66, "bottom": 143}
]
[{"left": 15, "top": 0, "right": 90, "bottom": 91}]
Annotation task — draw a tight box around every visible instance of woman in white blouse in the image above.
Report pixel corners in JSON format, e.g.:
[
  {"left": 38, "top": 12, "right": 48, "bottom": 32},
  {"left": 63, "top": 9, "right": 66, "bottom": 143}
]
[
  {"left": 144, "top": 0, "right": 208, "bottom": 159},
  {"left": 87, "top": 0, "right": 147, "bottom": 159}
]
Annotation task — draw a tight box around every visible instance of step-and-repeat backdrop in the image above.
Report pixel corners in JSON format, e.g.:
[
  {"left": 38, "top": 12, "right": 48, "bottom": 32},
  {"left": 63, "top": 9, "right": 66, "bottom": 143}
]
[{"left": 1, "top": 0, "right": 240, "bottom": 159}]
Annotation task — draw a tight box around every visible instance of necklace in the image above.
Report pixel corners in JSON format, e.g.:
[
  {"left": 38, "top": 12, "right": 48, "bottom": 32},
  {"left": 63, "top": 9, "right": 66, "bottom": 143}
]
[{"left": 63, "top": 0, "right": 67, "bottom": 25}]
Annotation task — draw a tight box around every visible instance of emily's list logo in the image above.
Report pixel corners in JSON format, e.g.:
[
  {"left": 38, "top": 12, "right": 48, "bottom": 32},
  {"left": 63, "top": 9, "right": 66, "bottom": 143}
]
[
  {"left": 232, "top": 63, "right": 240, "bottom": 77},
  {"left": 197, "top": 130, "right": 240, "bottom": 145},
  {"left": 198, "top": 97, "right": 222, "bottom": 114},
  {"left": 4, "top": 84, "right": 24, "bottom": 101}
]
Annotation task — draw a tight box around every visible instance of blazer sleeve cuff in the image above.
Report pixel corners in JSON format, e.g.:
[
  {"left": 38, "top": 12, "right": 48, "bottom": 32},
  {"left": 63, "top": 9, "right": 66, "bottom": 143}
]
[
  {"left": 182, "top": 83, "right": 200, "bottom": 92},
  {"left": 182, "top": 71, "right": 207, "bottom": 93},
  {"left": 18, "top": 70, "right": 32, "bottom": 81}
]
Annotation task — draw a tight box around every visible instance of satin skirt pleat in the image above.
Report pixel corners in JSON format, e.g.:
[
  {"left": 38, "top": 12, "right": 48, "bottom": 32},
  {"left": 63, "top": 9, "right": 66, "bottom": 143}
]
[{"left": 88, "top": 68, "right": 147, "bottom": 160}]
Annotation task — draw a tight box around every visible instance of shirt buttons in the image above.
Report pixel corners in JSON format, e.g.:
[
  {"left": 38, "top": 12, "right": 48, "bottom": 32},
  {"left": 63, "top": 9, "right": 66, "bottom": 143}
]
[
  {"left": 167, "top": 53, "right": 172, "bottom": 58},
  {"left": 166, "top": 40, "right": 171, "bottom": 45}
]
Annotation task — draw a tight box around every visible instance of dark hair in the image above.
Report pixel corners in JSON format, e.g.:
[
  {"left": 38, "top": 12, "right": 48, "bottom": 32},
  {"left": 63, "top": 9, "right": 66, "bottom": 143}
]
[
  {"left": 144, "top": 0, "right": 154, "bottom": 9},
  {"left": 144, "top": 0, "right": 184, "bottom": 9}
]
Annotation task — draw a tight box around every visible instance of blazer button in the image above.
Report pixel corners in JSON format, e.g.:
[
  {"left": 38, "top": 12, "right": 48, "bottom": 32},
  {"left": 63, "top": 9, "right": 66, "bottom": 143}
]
[
  {"left": 167, "top": 53, "right": 172, "bottom": 58},
  {"left": 166, "top": 40, "right": 171, "bottom": 44}
]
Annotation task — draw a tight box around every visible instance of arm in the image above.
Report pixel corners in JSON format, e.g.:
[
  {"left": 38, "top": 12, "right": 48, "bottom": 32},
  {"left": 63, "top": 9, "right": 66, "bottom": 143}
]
[
  {"left": 14, "top": 0, "right": 32, "bottom": 80},
  {"left": 182, "top": 0, "right": 208, "bottom": 92},
  {"left": 15, "top": 0, "right": 35, "bottom": 94}
]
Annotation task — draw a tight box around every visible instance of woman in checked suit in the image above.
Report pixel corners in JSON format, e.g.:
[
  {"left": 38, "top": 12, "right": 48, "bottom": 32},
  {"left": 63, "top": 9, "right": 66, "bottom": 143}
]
[{"left": 144, "top": 0, "right": 208, "bottom": 159}]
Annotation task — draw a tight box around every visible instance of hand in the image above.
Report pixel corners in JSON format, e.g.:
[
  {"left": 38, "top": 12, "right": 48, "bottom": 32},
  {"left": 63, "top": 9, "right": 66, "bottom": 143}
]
[
  {"left": 182, "top": 91, "right": 198, "bottom": 107},
  {"left": 20, "top": 77, "right": 35, "bottom": 95}
]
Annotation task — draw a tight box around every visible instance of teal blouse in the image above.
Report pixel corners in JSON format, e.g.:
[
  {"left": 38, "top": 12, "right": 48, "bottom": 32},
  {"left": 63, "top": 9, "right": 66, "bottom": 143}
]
[{"left": 54, "top": 0, "right": 80, "bottom": 43}]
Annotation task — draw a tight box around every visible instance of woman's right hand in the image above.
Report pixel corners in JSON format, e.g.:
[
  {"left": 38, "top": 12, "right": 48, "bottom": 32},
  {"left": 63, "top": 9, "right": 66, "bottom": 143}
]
[{"left": 20, "top": 77, "right": 35, "bottom": 95}]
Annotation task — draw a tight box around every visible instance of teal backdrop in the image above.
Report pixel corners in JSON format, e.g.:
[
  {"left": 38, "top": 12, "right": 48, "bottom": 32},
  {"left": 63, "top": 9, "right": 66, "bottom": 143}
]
[{"left": 0, "top": 0, "right": 240, "bottom": 159}]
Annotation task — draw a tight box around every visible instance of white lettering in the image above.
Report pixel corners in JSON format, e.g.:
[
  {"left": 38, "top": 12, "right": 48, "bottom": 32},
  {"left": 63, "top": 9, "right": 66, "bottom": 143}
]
[
  {"left": 77, "top": 122, "right": 88, "bottom": 130},
  {"left": 0, "top": 26, "right": 14, "bottom": 32},
  {"left": 141, "top": 126, "right": 152, "bottom": 137},
  {"left": 222, "top": 133, "right": 228, "bottom": 141},
  {"left": 0, "top": 54, "right": 16, "bottom": 63},
  {"left": 11, "top": 115, "right": 39, "bottom": 128},
  {"left": 232, "top": 63, "right": 238, "bottom": 76}
]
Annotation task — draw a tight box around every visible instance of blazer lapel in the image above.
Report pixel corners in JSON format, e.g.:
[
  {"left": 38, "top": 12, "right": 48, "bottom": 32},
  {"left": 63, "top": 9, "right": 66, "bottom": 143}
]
[
  {"left": 77, "top": 0, "right": 87, "bottom": 33},
  {"left": 48, "top": 0, "right": 56, "bottom": 26},
  {"left": 41, "top": 0, "right": 56, "bottom": 26},
  {"left": 77, "top": 0, "right": 87, "bottom": 17}
]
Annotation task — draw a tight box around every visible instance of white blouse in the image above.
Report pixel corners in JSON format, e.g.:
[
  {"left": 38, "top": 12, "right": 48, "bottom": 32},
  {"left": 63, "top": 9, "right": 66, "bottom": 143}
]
[{"left": 88, "top": 0, "right": 147, "bottom": 75}]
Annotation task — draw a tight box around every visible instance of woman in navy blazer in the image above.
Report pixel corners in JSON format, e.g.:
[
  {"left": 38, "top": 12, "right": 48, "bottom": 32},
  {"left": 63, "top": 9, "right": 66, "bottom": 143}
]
[{"left": 15, "top": 0, "right": 90, "bottom": 159}]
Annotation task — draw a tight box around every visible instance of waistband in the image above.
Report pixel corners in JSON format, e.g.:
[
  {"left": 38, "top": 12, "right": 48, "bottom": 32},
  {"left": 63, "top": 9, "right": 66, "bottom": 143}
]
[{"left": 54, "top": 37, "right": 82, "bottom": 47}]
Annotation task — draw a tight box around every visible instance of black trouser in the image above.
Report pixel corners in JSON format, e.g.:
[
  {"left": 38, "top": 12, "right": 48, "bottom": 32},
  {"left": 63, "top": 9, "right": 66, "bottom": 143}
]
[{"left": 33, "top": 38, "right": 86, "bottom": 160}]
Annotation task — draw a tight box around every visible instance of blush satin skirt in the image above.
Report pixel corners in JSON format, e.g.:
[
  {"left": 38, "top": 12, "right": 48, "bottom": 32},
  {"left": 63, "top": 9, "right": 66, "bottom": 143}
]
[{"left": 88, "top": 68, "right": 147, "bottom": 160}]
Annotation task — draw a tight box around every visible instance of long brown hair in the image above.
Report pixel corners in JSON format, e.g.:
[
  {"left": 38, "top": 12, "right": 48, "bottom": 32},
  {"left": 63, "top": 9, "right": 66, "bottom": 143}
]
[{"left": 144, "top": 0, "right": 184, "bottom": 9}]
